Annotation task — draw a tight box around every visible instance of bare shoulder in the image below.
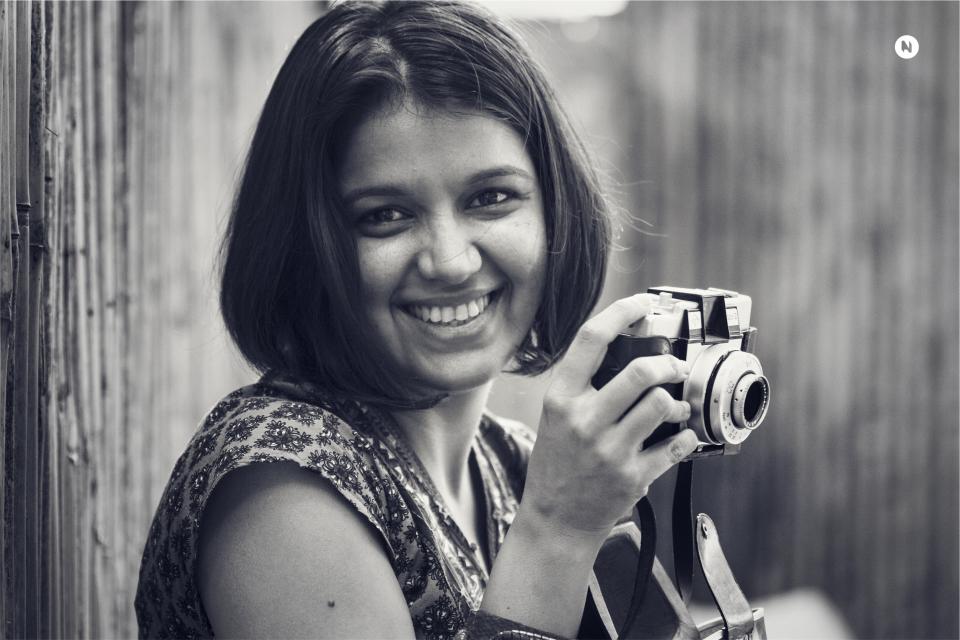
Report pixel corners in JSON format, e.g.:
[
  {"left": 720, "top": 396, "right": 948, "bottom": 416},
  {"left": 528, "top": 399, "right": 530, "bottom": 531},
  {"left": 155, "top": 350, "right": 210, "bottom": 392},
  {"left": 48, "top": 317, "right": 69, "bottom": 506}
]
[{"left": 197, "top": 461, "right": 415, "bottom": 639}]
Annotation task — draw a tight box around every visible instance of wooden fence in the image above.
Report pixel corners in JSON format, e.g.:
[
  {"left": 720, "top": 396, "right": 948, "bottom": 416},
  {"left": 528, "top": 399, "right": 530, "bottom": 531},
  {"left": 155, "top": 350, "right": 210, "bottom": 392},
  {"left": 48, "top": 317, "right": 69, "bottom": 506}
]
[
  {"left": 498, "top": 3, "right": 959, "bottom": 639},
  {"left": 0, "top": 2, "right": 321, "bottom": 638},
  {"left": 1, "top": 1, "right": 957, "bottom": 639}
]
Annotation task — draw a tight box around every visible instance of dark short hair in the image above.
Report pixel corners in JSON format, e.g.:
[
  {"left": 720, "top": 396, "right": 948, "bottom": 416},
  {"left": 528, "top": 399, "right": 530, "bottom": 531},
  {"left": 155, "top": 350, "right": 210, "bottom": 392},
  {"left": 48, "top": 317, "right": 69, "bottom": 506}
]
[{"left": 219, "top": 0, "right": 610, "bottom": 408}]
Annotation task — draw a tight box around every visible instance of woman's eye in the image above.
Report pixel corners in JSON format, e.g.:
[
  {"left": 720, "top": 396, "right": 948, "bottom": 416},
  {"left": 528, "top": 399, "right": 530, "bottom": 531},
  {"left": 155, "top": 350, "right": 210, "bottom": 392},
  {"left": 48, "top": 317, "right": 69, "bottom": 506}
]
[
  {"left": 359, "top": 208, "right": 409, "bottom": 226},
  {"left": 354, "top": 208, "right": 412, "bottom": 237},
  {"left": 468, "top": 190, "right": 512, "bottom": 208}
]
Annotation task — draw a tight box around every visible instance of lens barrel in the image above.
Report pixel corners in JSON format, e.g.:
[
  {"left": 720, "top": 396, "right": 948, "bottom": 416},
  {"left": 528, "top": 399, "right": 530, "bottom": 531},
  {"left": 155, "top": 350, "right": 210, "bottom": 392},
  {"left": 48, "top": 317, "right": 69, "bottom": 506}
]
[{"left": 731, "top": 373, "right": 770, "bottom": 430}]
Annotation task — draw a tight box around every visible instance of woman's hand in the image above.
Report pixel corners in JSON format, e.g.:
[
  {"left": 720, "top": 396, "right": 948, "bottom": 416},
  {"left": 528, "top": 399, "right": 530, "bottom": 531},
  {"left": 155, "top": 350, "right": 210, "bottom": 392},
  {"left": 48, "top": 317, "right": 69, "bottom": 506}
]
[
  {"left": 521, "top": 292, "right": 698, "bottom": 541},
  {"left": 480, "top": 294, "right": 698, "bottom": 636}
]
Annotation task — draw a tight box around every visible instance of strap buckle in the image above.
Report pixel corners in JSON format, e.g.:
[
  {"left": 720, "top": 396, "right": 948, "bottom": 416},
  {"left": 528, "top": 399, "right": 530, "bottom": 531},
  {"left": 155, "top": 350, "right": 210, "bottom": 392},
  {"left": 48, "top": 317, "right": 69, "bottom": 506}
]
[{"left": 694, "top": 514, "right": 766, "bottom": 640}]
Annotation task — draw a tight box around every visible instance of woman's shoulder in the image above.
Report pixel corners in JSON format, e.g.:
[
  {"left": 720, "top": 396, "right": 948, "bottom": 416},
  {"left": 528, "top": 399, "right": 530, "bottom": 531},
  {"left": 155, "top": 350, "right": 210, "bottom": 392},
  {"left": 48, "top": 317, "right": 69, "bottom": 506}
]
[
  {"left": 135, "top": 379, "right": 408, "bottom": 638},
  {"left": 178, "top": 378, "right": 397, "bottom": 539}
]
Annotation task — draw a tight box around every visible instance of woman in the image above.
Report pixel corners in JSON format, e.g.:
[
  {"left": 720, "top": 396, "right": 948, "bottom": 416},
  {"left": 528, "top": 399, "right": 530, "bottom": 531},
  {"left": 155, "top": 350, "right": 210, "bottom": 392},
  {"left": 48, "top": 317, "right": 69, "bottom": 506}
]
[{"left": 135, "top": 2, "right": 697, "bottom": 638}]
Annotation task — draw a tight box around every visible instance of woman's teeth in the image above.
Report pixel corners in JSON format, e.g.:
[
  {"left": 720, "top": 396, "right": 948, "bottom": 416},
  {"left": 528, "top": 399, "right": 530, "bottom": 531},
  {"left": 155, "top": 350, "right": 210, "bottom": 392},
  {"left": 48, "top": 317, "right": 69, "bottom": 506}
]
[{"left": 407, "top": 294, "right": 491, "bottom": 326}]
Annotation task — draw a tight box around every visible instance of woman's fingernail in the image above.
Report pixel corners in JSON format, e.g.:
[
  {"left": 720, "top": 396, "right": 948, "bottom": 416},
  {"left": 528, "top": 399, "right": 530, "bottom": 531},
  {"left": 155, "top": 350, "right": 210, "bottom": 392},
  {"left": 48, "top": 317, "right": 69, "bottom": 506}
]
[{"left": 675, "top": 360, "right": 690, "bottom": 377}]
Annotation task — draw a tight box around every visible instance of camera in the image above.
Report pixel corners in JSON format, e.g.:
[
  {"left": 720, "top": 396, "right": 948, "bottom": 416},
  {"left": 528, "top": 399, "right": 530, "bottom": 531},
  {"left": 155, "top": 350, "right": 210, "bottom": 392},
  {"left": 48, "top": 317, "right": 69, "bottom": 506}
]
[{"left": 592, "top": 286, "right": 770, "bottom": 459}]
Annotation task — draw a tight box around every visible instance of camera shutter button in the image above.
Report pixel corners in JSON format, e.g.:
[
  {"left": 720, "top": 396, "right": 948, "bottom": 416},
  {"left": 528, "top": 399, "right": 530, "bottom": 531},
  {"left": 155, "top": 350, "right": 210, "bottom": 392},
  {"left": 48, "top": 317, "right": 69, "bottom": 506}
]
[{"left": 656, "top": 291, "right": 675, "bottom": 311}]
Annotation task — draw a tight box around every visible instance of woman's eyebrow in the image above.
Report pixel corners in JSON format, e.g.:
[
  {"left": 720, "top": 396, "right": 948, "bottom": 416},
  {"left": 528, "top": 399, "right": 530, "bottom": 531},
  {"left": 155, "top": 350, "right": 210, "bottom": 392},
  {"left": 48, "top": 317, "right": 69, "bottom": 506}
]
[
  {"left": 465, "top": 166, "right": 534, "bottom": 186},
  {"left": 341, "top": 184, "right": 409, "bottom": 204},
  {"left": 342, "top": 166, "right": 535, "bottom": 204}
]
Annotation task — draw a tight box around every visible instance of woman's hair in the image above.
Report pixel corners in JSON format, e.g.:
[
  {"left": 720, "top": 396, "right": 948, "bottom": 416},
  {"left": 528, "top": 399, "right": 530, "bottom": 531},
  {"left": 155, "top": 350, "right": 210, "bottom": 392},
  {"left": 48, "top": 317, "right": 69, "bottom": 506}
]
[{"left": 219, "top": 0, "right": 610, "bottom": 407}]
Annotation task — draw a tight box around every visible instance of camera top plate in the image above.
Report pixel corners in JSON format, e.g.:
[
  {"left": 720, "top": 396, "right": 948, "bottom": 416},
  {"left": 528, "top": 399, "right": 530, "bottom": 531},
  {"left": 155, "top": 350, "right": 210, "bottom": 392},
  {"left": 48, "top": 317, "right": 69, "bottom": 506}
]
[{"left": 624, "top": 286, "right": 753, "bottom": 346}]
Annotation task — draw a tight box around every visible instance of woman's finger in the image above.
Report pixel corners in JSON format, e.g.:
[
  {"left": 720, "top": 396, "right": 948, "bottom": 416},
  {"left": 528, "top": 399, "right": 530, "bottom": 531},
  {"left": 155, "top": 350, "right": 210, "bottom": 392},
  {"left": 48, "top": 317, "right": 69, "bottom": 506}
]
[
  {"left": 553, "top": 294, "right": 652, "bottom": 392},
  {"left": 634, "top": 429, "right": 699, "bottom": 490},
  {"left": 591, "top": 354, "right": 689, "bottom": 425},
  {"left": 615, "top": 386, "right": 691, "bottom": 448}
]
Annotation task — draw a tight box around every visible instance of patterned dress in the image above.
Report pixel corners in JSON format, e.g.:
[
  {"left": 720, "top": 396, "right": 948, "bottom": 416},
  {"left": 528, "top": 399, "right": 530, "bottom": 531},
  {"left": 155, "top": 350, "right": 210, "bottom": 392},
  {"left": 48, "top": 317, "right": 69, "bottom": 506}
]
[{"left": 134, "top": 374, "right": 535, "bottom": 640}]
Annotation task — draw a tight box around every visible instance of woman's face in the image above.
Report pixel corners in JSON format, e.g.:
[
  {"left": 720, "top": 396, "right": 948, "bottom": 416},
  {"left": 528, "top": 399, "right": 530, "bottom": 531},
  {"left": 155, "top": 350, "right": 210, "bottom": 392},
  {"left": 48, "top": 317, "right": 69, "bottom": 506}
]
[{"left": 337, "top": 100, "right": 548, "bottom": 394}]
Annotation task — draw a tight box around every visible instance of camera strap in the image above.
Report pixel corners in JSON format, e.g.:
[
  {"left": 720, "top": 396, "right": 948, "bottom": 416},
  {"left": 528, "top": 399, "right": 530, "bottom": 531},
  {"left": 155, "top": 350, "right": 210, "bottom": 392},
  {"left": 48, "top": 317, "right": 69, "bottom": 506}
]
[
  {"left": 672, "top": 460, "right": 695, "bottom": 604},
  {"left": 619, "top": 458, "right": 761, "bottom": 639},
  {"left": 619, "top": 460, "right": 694, "bottom": 636},
  {"left": 620, "top": 496, "right": 657, "bottom": 634}
]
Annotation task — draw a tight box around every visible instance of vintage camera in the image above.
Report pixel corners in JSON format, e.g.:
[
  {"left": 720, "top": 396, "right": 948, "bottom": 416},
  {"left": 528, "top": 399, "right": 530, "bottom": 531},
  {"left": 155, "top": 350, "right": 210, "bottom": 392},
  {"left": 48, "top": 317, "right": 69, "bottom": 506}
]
[{"left": 592, "top": 286, "right": 770, "bottom": 458}]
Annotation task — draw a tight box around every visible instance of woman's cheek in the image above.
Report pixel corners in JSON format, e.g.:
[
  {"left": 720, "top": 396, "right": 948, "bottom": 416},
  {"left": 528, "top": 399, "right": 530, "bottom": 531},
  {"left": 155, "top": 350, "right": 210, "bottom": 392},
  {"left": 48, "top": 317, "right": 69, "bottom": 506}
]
[
  {"left": 491, "top": 211, "right": 547, "bottom": 275},
  {"left": 357, "top": 237, "right": 411, "bottom": 292}
]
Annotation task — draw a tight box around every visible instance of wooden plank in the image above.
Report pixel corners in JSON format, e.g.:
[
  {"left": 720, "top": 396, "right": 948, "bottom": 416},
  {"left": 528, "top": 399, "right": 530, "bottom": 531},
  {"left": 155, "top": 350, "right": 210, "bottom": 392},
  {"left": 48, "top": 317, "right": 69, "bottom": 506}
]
[
  {"left": 43, "top": 5, "right": 65, "bottom": 636},
  {"left": 25, "top": 1, "right": 46, "bottom": 638},
  {"left": 931, "top": 3, "right": 960, "bottom": 635},
  {"left": 12, "top": 4, "right": 35, "bottom": 640},
  {"left": 37, "top": 0, "right": 59, "bottom": 635},
  {"left": 0, "top": 1, "right": 11, "bottom": 635}
]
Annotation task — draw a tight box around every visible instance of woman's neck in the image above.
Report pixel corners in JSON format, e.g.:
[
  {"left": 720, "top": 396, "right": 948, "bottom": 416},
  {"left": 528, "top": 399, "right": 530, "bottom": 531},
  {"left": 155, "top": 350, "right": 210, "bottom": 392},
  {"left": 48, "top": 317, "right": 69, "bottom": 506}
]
[{"left": 390, "top": 382, "right": 493, "bottom": 504}]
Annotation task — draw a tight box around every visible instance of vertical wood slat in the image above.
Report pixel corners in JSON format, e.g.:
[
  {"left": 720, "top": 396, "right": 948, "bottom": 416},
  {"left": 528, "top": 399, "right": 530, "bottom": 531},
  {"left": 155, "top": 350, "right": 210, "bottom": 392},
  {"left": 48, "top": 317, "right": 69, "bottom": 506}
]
[
  {"left": 13, "top": 3, "right": 39, "bottom": 640},
  {"left": 934, "top": 5, "right": 960, "bottom": 636},
  {"left": 37, "top": 1, "right": 57, "bottom": 635},
  {"left": 8, "top": 3, "right": 24, "bottom": 638},
  {"left": 117, "top": 4, "right": 146, "bottom": 637},
  {"left": 95, "top": 3, "right": 122, "bottom": 631},
  {"left": 39, "top": 4, "right": 61, "bottom": 638},
  {"left": 79, "top": 0, "right": 98, "bottom": 632},
  {"left": 27, "top": 2, "right": 46, "bottom": 639},
  {"left": 63, "top": 6, "right": 82, "bottom": 636},
  {"left": 42, "top": 4, "right": 63, "bottom": 636},
  {"left": 893, "top": 4, "right": 921, "bottom": 631},
  {"left": 0, "top": 1, "right": 13, "bottom": 635}
]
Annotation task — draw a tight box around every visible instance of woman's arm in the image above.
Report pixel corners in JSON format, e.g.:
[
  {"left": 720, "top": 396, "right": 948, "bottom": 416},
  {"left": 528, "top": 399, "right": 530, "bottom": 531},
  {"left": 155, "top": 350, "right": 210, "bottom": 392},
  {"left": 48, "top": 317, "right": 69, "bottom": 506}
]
[{"left": 197, "top": 461, "right": 416, "bottom": 639}]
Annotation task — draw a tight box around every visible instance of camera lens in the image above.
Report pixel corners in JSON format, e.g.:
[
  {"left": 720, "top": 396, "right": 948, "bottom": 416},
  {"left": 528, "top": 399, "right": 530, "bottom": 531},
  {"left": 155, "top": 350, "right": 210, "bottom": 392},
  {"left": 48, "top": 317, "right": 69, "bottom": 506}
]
[
  {"left": 684, "top": 347, "right": 769, "bottom": 446},
  {"left": 732, "top": 373, "right": 770, "bottom": 430}
]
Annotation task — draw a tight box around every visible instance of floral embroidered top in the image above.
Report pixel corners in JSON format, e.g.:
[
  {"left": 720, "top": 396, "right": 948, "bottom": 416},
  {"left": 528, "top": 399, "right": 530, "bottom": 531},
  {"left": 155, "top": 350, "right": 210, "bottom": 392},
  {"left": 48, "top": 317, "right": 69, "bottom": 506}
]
[{"left": 134, "top": 374, "right": 535, "bottom": 640}]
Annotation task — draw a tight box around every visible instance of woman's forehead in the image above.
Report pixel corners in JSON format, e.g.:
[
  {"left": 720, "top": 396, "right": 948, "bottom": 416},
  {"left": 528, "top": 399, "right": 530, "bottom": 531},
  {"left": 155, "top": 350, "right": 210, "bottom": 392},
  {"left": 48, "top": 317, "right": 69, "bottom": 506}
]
[{"left": 337, "top": 100, "right": 536, "bottom": 196}]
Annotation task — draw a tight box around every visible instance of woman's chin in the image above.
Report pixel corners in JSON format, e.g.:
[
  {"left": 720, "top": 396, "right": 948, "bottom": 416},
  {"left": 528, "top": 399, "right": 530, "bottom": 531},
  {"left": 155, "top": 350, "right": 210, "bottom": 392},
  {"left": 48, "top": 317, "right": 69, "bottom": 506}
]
[{"left": 403, "top": 363, "right": 502, "bottom": 398}]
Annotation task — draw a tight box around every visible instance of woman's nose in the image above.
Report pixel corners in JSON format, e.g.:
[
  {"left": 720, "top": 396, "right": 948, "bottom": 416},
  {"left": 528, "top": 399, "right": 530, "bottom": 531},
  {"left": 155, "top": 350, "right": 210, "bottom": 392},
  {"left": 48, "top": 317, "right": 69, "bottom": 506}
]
[{"left": 416, "top": 217, "right": 482, "bottom": 284}]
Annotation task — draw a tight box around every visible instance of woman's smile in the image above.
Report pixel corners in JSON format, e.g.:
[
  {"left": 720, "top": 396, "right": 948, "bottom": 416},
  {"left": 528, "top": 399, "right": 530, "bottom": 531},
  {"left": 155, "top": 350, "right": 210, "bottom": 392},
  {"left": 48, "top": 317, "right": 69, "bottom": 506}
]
[
  {"left": 397, "top": 288, "right": 503, "bottom": 342},
  {"left": 337, "top": 99, "right": 547, "bottom": 393},
  {"left": 403, "top": 290, "right": 495, "bottom": 327}
]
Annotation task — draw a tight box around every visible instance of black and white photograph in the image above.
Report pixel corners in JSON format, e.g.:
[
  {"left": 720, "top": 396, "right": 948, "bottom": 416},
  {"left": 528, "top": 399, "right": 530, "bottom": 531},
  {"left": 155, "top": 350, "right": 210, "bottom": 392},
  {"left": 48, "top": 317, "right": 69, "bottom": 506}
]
[{"left": 0, "top": 1, "right": 957, "bottom": 639}]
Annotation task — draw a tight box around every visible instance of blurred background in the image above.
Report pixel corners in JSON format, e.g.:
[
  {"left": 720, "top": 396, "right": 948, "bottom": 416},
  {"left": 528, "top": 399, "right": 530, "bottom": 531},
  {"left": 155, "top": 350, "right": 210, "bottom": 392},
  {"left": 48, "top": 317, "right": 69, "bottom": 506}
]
[{"left": 1, "top": 1, "right": 956, "bottom": 639}]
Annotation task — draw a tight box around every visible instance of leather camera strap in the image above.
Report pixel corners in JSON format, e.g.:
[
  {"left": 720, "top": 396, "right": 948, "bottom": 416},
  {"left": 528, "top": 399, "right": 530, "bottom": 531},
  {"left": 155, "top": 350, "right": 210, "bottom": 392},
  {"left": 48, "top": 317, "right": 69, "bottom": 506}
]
[
  {"left": 695, "top": 514, "right": 756, "bottom": 639},
  {"left": 672, "top": 460, "right": 695, "bottom": 604},
  {"left": 620, "top": 457, "right": 692, "bottom": 637},
  {"left": 619, "top": 496, "right": 657, "bottom": 637},
  {"left": 620, "top": 457, "right": 754, "bottom": 639}
]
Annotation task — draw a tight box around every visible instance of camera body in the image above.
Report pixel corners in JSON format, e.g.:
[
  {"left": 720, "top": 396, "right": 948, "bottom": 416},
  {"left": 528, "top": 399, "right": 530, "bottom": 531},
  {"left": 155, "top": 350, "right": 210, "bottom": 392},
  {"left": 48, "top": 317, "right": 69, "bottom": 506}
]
[{"left": 591, "top": 286, "right": 770, "bottom": 459}]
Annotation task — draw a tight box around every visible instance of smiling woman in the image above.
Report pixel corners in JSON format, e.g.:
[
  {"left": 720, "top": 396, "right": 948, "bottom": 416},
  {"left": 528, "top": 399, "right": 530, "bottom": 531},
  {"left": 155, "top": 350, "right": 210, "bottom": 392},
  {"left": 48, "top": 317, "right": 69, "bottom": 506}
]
[
  {"left": 341, "top": 101, "right": 547, "bottom": 394},
  {"left": 134, "top": 2, "right": 699, "bottom": 639}
]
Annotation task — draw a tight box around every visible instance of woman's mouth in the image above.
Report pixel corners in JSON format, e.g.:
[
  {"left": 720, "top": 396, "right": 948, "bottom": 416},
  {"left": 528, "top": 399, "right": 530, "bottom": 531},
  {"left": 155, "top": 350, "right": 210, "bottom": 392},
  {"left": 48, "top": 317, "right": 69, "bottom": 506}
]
[{"left": 402, "top": 291, "right": 500, "bottom": 327}]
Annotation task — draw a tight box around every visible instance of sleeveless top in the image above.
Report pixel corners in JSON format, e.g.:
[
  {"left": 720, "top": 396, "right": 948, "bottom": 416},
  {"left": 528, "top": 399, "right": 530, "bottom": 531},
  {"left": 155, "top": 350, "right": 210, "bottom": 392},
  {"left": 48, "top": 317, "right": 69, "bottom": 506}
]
[{"left": 134, "top": 374, "right": 535, "bottom": 640}]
